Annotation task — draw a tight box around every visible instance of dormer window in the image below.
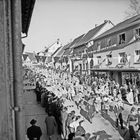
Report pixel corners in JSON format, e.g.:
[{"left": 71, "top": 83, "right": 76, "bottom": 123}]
[
  {"left": 107, "top": 39, "right": 111, "bottom": 47},
  {"left": 88, "top": 41, "right": 94, "bottom": 47},
  {"left": 135, "top": 28, "right": 140, "bottom": 40},
  {"left": 119, "top": 33, "right": 125, "bottom": 44},
  {"left": 97, "top": 42, "right": 101, "bottom": 51}
]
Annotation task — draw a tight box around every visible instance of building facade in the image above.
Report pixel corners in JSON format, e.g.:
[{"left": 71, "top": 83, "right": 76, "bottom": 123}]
[
  {"left": 88, "top": 14, "right": 140, "bottom": 86},
  {"left": 0, "top": 0, "right": 35, "bottom": 140}
]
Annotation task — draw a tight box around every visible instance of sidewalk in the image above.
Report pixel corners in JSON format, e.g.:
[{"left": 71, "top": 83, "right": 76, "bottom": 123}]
[{"left": 23, "top": 90, "right": 48, "bottom": 140}]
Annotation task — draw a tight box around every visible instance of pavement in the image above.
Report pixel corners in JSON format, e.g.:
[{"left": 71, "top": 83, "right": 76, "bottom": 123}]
[
  {"left": 23, "top": 90, "right": 48, "bottom": 140},
  {"left": 24, "top": 90, "right": 140, "bottom": 140}
]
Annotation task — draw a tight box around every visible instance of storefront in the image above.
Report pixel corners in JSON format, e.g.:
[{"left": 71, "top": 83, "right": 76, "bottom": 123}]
[
  {"left": 91, "top": 67, "right": 140, "bottom": 86},
  {"left": 122, "top": 72, "right": 140, "bottom": 88}
]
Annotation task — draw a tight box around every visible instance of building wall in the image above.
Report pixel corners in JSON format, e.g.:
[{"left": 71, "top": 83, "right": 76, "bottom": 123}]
[
  {"left": 93, "top": 41, "right": 140, "bottom": 69},
  {"left": 0, "top": 1, "right": 12, "bottom": 139},
  {"left": 0, "top": 1, "right": 25, "bottom": 140},
  {"left": 94, "top": 24, "right": 140, "bottom": 50}
]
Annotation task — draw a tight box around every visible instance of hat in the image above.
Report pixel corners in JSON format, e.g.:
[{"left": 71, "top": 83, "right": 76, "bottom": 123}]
[{"left": 30, "top": 119, "right": 37, "bottom": 125}]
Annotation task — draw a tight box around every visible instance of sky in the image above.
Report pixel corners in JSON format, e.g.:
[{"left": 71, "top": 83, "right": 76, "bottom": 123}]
[{"left": 23, "top": 0, "right": 131, "bottom": 53}]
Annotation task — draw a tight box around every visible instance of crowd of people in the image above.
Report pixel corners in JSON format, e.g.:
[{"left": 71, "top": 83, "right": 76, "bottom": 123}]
[{"left": 25, "top": 65, "right": 140, "bottom": 140}]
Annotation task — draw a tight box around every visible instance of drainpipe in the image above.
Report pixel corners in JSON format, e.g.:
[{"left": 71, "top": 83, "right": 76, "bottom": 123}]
[{"left": 11, "top": 0, "right": 25, "bottom": 140}]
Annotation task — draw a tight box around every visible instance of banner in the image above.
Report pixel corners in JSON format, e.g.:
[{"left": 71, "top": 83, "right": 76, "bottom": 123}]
[
  {"left": 23, "top": 54, "right": 28, "bottom": 61},
  {"left": 23, "top": 68, "right": 36, "bottom": 90},
  {"left": 42, "top": 56, "right": 46, "bottom": 63},
  {"left": 35, "top": 55, "right": 41, "bottom": 62},
  {"left": 23, "top": 79, "right": 36, "bottom": 90}
]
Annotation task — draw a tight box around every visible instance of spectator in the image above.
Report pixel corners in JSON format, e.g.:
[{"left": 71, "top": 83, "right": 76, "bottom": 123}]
[
  {"left": 127, "top": 107, "right": 137, "bottom": 140},
  {"left": 45, "top": 110, "right": 59, "bottom": 140},
  {"left": 27, "top": 119, "right": 42, "bottom": 140}
]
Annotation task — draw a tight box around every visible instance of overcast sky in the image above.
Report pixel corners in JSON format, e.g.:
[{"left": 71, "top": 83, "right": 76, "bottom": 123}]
[{"left": 23, "top": 0, "right": 130, "bottom": 53}]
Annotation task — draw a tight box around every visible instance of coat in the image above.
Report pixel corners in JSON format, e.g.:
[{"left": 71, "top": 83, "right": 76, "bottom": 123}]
[
  {"left": 45, "top": 115, "right": 58, "bottom": 136},
  {"left": 27, "top": 125, "right": 42, "bottom": 140}
]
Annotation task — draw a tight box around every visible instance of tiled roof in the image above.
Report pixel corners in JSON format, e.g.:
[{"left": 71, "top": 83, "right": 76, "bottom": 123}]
[
  {"left": 62, "top": 34, "right": 85, "bottom": 56},
  {"left": 68, "top": 34, "right": 85, "bottom": 49},
  {"left": 95, "top": 14, "right": 140, "bottom": 40},
  {"left": 74, "top": 22, "right": 106, "bottom": 47},
  {"left": 51, "top": 47, "right": 61, "bottom": 57},
  {"left": 63, "top": 48, "right": 70, "bottom": 56},
  {"left": 55, "top": 43, "right": 70, "bottom": 57},
  {"left": 25, "top": 52, "right": 36, "bottom": 61}
]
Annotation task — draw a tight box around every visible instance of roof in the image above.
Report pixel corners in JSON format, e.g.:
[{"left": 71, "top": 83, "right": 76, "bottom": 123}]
[
  {"left": 66, "top": 34, "right": 85, "bottom": 49},
  {"left": 22, "top": 0, "right": 36, "bottom": 34},
  {"left": 55, "top": 43, "right": 70, "bottom": 57},
  {"left": 74, "top": 22, "right": 106, "bottom": 47},
  {"left": 51, "top": 47, "right": 62, "bottom": 57},
  {"left": 95, "top": 14, "right": 140, "bottom": 40},
  {"left": 25, "top": 52, "right": 36, "bottom": 61}
]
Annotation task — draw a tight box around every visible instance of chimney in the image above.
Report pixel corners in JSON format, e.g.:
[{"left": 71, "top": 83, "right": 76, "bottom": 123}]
[
  {"left": 104, "top": 20, "right": 108, "bottom": 23},
  {"left": 95, "top": 24, "right": 98, "bottom": 27}
]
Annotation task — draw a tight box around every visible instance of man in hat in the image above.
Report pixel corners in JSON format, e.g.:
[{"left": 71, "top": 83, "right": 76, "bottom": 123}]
[{"left": 27, "top": 119, "right": 42, "bottom": 140}]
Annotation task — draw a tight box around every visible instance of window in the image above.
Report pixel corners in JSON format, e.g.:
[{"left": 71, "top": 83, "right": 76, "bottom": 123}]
[
  {"left": 119, "top": 33, "right": 125, "bottom": 44},
  {"left": 135, "top": 50, "right": 140, "bottom": 63},
  {"left": 88, "top": 41, "right": 94, "bottom": 47},
  {"left": 97, "top": 42, "right": 101, "bottom": 51},
  {"left": 107, "top": 39, "right": 111, "bottom": 47},
  {"left": 106, "top": 54, "right": 112, "bottom": 65},
  {"left": 97, "top": 56, "right": 101, "bottom": 64},
  {"left": 119, "top": 52, "right": 128, "bottom": 64},
  {"left": 79, "top": 64, "right": 82, "bottom": 72},
  {"left": 86, "top": 62, "right": 88, "bottom": 70},
  {"left": 135, "top": 28, "right": 140, "bottom": 40},
  {"left": 83, "top": 63, "right": 85, "bottom": 70},
  {"left": 90, "top": 59, "right": 94, "bottom": 69}
]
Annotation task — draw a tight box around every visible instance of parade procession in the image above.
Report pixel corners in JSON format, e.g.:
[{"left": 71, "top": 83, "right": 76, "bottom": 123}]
[
  {"left": 21, "top": 10, "right": 140, "bottom": 139},
  {"left": 1, "top": 0, "right": 140, "bottom": 140},
  {"left": 23, "top": 55, "right": 140, "bottom": 140}
]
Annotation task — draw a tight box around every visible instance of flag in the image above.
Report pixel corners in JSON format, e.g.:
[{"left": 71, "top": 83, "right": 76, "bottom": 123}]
[
  {"left": 23, "top": 54, "right": 28, "bottom": 61},
  {"left": 35, "top": 55, "right": 40, "bottom": 62},
  {"left": 42, "top": 56, "right": 46, "bottom": 63}
]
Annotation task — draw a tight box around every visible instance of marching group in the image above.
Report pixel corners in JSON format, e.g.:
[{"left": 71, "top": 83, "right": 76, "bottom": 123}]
[{"left": 25, "top": 66, "right": 140, "bottom": 140}]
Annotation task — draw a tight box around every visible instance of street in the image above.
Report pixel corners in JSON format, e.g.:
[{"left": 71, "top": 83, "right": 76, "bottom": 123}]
[{"left": 23, "top": 89, "right": 138, "bottom": 140}]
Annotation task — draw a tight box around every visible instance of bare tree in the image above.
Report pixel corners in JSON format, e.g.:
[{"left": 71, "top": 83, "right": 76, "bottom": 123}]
[{"left": 125, "top": 0, "right": 140, "bottom": 19}]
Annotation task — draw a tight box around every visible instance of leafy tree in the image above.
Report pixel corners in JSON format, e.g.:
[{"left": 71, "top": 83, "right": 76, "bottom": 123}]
[{"left": 125, "top": 0, "right": 140, "bottom": 18}]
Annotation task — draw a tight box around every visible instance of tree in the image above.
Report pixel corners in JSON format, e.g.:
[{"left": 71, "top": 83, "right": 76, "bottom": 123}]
[{"left": 125, "top": 0, "right": 140, "bottom": 19}]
